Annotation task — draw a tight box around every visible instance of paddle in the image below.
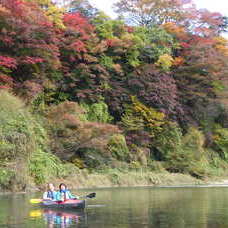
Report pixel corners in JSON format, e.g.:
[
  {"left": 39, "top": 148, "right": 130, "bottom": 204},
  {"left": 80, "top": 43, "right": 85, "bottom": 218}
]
[
  {"left": 30, "top": 192, "right": 96, "bottom": 204},
  {"left": 80, "top": 192, "right": 96, "bottom": 199}
]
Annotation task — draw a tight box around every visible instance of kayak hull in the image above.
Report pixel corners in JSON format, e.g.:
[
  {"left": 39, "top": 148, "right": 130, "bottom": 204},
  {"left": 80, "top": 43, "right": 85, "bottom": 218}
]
[{"left": 40, "top": 199, "right": 85, "bottom": 210}]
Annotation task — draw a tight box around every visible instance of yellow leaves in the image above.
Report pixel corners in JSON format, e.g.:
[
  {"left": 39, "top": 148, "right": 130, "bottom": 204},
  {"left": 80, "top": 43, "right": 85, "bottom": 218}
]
[
  {"left": 213, "top": 36, "right": 228, "bottom": 46},
  {"left": 131, "top": 96, "right": 165, "bottom": 130},
  {"left": 213, "top": 36, "right": 228, "bottom": 56},
  {"left": 155, "top": 54, "right": 174, "bottom": 71},
  {"left": 122, "top": 96, "right": 166, "bottom": 135},
  {"left": 121, "top": 33, "right": 144, "bottom": 48},
  {"left": 45, "top": 4, "right": 65, "bottom": 29},
  {"left": 26, "top": 0, "right": 65, "bottom": 29}
]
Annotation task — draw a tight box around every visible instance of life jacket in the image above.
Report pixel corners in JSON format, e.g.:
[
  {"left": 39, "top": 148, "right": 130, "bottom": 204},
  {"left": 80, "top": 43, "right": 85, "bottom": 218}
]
[
  {"left": 47, "top": 191, "right": 55, "bottom": 200},
  {"left": 60, "top": 190, "right": 67, "bottom": 201}
]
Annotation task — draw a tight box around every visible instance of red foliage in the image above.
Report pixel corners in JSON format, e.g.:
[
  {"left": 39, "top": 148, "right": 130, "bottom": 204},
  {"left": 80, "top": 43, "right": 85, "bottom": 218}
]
[
  {"left": 70, "top": 40, "right": 87, "bottom": 53},
  {"left": 0, "top": 74, "right": 13, "bottom": 84},
  {"left": 189, "top": 9, "right": 224, "bottom": 36},
  {"left": 2, "top": 0, "right": 24, "bottom": 18},
  {"left": 180, "top": 42, "right": 190, "bottom": 49},
  {"left": 124, "top": 25, "right": 134, "bottom": 33},
  {"left": 0, "top": 56, "right": 17, "bottom": 68},
  {"left": 0, "top": 85, "right": 10, "bottom": 89},
  {"left": 1, "top": 36, "right": 14, "bottom": 45},
  {"left": 63, "top": 12, "right": 94, "bottom": 40},
  {"left": 0, "top": 74, "right": 13, "bottom": 89},
  {"left": 128, "top": 65, "right": 181, "bottom": 116},
  {"left": 21, "top": 56, "right": 44, "bottom": 65}
]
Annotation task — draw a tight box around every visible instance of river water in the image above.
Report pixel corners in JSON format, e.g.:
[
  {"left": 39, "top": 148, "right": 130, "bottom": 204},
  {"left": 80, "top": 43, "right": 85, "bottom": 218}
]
[{"left": 1, "top": 186, "right": 228, "bottom": 227}]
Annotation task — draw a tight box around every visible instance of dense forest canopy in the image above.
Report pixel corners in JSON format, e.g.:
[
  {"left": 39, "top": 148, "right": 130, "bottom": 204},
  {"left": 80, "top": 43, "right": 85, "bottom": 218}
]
[{"left": 0, "top": 0, "right": 228, "bottom": 190}]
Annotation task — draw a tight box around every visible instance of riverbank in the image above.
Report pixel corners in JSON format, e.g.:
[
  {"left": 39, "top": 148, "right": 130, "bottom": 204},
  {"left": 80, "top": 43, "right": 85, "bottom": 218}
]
[
  {"left": 28, "top": 169, "right": 228, "bottom": 192},
  {"left": 2, "top": 169, "right": 228, "bottom": 193}
]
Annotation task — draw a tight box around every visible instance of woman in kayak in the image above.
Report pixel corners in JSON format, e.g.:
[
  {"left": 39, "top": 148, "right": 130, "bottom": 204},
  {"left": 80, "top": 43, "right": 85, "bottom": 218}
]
[
  {"left": 43, "top": 183, "right": 57, "bottom": 201},
  {"left": 56, "top": 183, "right": 79, "bottom": 201}
]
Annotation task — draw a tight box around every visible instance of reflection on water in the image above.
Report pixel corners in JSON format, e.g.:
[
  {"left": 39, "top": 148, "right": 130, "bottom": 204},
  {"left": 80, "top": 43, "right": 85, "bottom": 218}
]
[
  {"left": 1, "top": 187, "right": 228, "bottom": 227},
  {"left": 42, "top": 209, "right": 85, "bottom": 227}
]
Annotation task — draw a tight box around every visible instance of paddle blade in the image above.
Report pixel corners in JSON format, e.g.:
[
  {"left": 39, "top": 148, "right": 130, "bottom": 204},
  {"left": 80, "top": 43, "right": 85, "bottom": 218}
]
[
  {"left": 30, "top": 199, "right": 43, "bottom": 204},
  {"left": 86, "top": 192, "right": 96, "bottom": 198}
]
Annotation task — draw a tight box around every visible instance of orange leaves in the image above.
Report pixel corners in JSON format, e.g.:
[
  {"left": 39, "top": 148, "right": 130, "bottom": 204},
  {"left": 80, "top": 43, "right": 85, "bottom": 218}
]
[
  {"left": 106, "top": 38, "right": 122, "bottom": 47},
  {"left": 0, "top": 4, "right": 10, "bottom": 16},
  {"left": 162, "top": 22, "right": 187, "bottom": 40},
  {"left": 173, "top": 57, "right": 185, "bottom": 66}
]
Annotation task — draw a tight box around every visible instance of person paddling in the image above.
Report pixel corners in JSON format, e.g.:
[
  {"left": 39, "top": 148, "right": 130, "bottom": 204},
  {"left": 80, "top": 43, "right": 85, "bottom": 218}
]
[
  {"left": 56, "top": 183, "right": 79, "bottom": 201},
  {"left": 43, "top": 183, "right": 57, "bottom": 201}
]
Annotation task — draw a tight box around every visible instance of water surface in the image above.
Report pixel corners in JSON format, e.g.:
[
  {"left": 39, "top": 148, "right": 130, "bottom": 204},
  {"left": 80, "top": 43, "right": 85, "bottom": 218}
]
[{"left": 1, "top": 186, "right": 228, "bottom": 227}]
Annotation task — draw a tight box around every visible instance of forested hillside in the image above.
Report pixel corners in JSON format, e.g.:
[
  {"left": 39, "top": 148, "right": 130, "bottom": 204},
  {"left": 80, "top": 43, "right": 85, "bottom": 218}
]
[{"left": 1, "top": 0, "right": 228, "bottom": 191}]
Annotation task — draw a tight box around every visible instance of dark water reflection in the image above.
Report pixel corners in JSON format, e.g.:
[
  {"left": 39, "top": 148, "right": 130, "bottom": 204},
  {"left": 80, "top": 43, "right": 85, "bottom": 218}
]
[{"left": 1, "top": 186, "right": 228, "bottom": 227}]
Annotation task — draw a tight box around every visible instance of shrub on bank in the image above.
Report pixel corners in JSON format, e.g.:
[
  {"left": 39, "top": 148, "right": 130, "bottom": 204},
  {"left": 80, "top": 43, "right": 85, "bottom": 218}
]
[{"left": 0, "top": 91, "right": 72, "bottom": 190}]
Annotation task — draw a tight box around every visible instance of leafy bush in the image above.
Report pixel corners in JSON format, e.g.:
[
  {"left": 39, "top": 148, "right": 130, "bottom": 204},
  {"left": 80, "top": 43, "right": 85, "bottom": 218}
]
[
  {"left": 213, "top": 127, "right": 228, "bottom": 161},
  {"left": 153, "top": 122, "right": 183, "bottom": 161},
  {"left": 81, "top": 101, "right": 113, "bottom": 123},
  {"left": 0, "top": 91, "right": 76, "bottom": 189},
  {"left": 107, "top": 134, "right": 130, "bottom": 161},
  {"left": 0, "top": 91, "right": 48, "bottom": 189},
  {"left": 47, "top": 101, "right": 119, "bottom": 161},
  {"left": 29, "top": 149, "right": 65, "bottom": 184}
]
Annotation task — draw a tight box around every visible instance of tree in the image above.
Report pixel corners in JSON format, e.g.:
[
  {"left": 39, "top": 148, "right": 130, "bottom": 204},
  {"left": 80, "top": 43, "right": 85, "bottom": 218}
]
[
  {"left": 0, "top": 0, "right": 61, "bottom": 98},
  {"left": 114, "top": 0, "right": 225, "bottom": 37},
  {"left": 47, "top": 101, "right": 120, "bottom": 160},
  {"left": 68, "top": 0, "right": 99, "bottom": 19},
  {"left": 128, "top": 64, "right": 181, "bottom": 117},
  {"left": 25, "top": 0, "right": 65, "bottom": 28},
  {"left": 114, "top": 0, "right": 194, "bottom": 26}
]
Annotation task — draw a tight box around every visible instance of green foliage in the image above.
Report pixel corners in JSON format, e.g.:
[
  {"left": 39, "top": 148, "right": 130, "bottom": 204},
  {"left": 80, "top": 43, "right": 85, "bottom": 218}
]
[
  {"left": 81, "top": 101, "right": 113, "bottom": 123},
  {"left": 0, "top": 168, "right": 14, "bottom": 189},
  {"left": 26, "top": 0, "right": 65, "bottom": 29},
  {"left": 93, "top": 14, "right": 125, "bottom": 39},
  {"left": 0, "top": 91, "right": 78, "bottom": 189},
  {"left": 134, "top": 26, "right": 176, "bottom": 62},
  {"left": 29, "top": 149, "right": 65, "bottom": 184},
  {"left": 107, "top": 134, "right": 130, "bottom": 161},
  {"left": 165, "top": 127, "right": 212, "bottom": 178},
  {"left": 0, "top": 91, "right": 48, "bottom": 189},
  {"left": 0, "top": 91, "right": 37, "bottom": 162},
  {"left": 100, "top": 55, "right": 114, "bottom": 69},
  {"left": 153, "top": 122, "right": 183, "bottom": 161},
  {"left": 182, "top": 128, "right": 206, "bottom": 160},
  {"left": 213, "top": 127, "right": 228, "bottom": 161}
]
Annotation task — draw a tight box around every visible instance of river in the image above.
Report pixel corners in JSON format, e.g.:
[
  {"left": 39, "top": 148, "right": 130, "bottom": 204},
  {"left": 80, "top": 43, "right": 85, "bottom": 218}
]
[{"left": 1, "top": 186, "right": 228, "bottom": 227}]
